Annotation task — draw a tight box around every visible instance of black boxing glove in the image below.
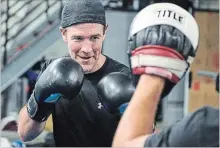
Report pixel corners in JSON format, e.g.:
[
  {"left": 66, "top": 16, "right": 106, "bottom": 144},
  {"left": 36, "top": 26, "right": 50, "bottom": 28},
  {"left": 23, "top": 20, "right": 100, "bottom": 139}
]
[
  {"left": 127, "top": 3, "right": 199, "bottom": 98},
  {"left": 27, "top": 57, "right": 84, "bottom": 122},
  {"left": 96, "top": 72, "right": 135, "bottom": 114}
]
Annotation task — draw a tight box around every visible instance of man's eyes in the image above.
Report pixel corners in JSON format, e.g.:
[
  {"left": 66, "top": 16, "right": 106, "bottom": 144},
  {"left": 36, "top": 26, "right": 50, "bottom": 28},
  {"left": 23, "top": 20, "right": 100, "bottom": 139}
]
[
  {"left": 71, "top": 36, "right": 100, "bottom": 41},
  {"left": 71, "top": 36, "right": 83, "bottom": 41},
  {"left": 90, "top": 36, "right": 100, "bottom": 41}
]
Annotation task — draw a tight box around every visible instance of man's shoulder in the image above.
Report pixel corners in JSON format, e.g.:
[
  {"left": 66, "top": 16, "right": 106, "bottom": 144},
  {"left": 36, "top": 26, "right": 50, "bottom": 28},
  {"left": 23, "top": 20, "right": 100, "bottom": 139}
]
[
  {"left": 39, "top": 55, "right": 70, "bottom": 77},
  {"left": 43, "top": 55, "right": 70, "bottom": 68},
  {"left": 106, "top": 56, "right": 130, "bottom": 75}
]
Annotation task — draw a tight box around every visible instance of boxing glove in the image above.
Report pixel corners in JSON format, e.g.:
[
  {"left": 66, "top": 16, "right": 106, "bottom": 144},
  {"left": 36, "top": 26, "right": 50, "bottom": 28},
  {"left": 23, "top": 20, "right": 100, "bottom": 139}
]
[
  {"left": 27, "top": 57, "right": 84, "bottom": 122},
  {"left": 127, "top": 3, "right": 199, "bottom": 97},
  {"left": 96, "top": 72, "right": 135, "bottom": 114}
]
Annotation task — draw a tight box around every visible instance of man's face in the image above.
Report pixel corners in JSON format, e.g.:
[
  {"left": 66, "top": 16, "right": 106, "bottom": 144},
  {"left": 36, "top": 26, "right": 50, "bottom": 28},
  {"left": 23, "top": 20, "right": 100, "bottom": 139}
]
[{"left": 60, "top": 23, "right": 106, "bottom": 73}]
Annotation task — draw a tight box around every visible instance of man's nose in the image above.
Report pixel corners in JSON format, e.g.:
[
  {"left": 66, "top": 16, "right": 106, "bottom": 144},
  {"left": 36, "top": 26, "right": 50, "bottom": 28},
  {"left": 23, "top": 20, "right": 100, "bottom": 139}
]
[{"left": 81, "top": 40, "right": 93, "bottom": 53}]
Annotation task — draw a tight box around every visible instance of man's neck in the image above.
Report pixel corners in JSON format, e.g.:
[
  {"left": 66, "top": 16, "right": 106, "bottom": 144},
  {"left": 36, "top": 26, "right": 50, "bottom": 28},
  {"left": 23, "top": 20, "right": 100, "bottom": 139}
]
[{"left": 89, "top": 54, "right": 106, "bottom": 73}]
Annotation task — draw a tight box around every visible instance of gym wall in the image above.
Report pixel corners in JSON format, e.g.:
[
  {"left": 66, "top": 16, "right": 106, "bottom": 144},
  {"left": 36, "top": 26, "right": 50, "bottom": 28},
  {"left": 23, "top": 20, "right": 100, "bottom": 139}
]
[{"left": 189, "top": 11, "right": 219, "bottom": 112}]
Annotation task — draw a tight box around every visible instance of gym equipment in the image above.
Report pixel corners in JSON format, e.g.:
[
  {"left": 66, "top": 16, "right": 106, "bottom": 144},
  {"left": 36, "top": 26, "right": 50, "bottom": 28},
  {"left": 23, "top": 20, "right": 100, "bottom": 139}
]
[{"left": 197, "top": 70, "right": 219, "bottom": 92}]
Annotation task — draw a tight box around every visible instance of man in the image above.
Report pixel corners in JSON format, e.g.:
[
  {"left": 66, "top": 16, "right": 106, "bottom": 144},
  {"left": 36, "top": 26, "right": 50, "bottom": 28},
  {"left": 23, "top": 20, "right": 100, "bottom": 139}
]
[
  {"left": 17, "top": 0, "right": 135, "bottom": 146},
  {"left": 113, "top": 3, "right": 219, "bottom": 147}
]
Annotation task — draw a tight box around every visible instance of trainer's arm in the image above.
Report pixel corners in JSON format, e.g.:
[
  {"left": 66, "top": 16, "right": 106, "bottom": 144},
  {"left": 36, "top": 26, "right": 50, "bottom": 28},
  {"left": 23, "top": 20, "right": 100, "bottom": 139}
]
[
  {"left": 112, "top": 75, "right": 165, "bottom": 147},
  {"left": 17, "top": 105, "right": 46, "bottom": 142}
]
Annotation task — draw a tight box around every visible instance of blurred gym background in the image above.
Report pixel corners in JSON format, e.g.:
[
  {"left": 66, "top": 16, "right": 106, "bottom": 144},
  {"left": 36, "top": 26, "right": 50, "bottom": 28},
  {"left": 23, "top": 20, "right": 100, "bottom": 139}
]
[{"left": 1, "top": 0, "right": 219, "bottom": 147}]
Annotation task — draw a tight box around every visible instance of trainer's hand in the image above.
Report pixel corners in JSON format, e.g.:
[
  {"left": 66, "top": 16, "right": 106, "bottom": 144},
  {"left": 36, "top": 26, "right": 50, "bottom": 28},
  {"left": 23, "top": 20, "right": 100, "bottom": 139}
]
[
  {"left": 127, "top": 4, "right": 199, "bottom": 97},
  {"left": 113, "top": 3, "right": 200, "bottom": 147},
  {"left": 27, "top": 57, "right": 84, "bottom": 122}
]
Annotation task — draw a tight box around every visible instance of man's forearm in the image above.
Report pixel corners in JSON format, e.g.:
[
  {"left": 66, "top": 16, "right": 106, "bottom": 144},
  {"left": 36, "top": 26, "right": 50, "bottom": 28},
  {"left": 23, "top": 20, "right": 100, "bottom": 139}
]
[
  {"left": 17, "top": 105, "right": 46, "bottom": 141},
  {"left": 113, "top": 75, "right": 165, "bottom": 147}
]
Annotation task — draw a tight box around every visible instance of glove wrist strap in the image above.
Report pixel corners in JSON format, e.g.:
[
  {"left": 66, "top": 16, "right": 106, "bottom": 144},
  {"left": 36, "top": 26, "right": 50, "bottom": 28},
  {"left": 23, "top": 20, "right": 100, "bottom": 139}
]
[{"left": 27, "top": 91, "right": 54, "bottom": 122}]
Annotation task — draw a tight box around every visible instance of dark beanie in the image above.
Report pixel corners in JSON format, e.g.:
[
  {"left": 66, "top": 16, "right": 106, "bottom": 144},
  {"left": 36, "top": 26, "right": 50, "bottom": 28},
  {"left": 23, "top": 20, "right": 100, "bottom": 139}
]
[{"left": 61, "top": 0, "right": 106, "bottom": 28}]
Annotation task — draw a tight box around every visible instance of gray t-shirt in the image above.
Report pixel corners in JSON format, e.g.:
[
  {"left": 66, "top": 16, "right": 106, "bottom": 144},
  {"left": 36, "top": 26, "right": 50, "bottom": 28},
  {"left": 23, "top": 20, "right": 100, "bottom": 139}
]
[{"left": 144, "top": 106, "right": 219, "bottom": 147}]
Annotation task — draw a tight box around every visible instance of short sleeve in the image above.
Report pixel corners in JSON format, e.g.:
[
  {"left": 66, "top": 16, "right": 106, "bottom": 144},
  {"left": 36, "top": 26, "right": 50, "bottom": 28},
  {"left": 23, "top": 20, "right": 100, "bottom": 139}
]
[{"left": 144, "top": 106, "right": 219, "bottom": 147}]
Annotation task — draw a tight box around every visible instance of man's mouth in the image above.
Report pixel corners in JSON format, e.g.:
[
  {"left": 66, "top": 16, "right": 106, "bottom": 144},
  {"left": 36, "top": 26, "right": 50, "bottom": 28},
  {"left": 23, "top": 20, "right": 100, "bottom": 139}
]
[
  {"left": 79, "top": 56, "right": 88, "bottom": 59},
  {"left": 78, "top": 56, "right": 92, "bottom": 61}
]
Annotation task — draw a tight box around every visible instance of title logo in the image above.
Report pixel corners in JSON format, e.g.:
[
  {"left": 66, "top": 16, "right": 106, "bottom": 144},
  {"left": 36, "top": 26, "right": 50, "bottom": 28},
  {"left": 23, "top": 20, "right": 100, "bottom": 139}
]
[{"left": 156, "top": 9, "right": 185, "bottom": 24}]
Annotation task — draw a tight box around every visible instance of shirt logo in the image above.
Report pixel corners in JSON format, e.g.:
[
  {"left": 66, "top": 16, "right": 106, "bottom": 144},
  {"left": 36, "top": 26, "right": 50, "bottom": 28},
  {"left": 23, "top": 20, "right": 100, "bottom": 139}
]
[{"left": 98, "top": 102, "right": 103, "bottom": 109}]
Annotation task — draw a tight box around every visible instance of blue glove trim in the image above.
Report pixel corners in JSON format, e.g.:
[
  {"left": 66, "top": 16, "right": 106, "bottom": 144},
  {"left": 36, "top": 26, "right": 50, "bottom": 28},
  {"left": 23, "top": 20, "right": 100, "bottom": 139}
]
[
  {"left": 118, "top": 102, "right": 129, "bottom": 114},
  {"left": 44, "top": 93, "right": 62, "bottom": 103}
]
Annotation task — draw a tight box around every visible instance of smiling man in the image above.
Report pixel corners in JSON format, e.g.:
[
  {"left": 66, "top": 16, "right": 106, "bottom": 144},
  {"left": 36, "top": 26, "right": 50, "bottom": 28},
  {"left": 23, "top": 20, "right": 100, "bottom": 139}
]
[
  {"left": 60, "top": 22, "right": 107, "bottom": 74},
  {"left": 17, "top": 0, "right": 135, "bottom": 147}
]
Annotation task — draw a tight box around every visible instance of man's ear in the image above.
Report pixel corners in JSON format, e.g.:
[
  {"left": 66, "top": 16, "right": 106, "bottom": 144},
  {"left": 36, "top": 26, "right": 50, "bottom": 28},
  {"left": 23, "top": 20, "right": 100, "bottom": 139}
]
[
  {"left": 59, "top": 27, "right": 68, "bottom": 42},
  {"left": 103, "top": 24, "right": 108, "bottom": 40},
  {"left": 104, "top": 24, "right": 108, "bottom": 34}
]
